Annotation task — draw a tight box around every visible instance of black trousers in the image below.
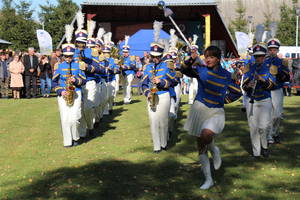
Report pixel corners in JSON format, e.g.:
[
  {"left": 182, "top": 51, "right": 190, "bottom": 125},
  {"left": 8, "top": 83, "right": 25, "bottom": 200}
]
[{"left": 24, "top": 75, "right": 37, "bottom": 97}]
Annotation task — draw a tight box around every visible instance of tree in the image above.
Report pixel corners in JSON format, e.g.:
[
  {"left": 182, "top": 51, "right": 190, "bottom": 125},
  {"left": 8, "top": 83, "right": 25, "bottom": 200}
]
[
  {"left": 263, "top": 2, "right": 273, "bottom": 30},
  {"left": 277, "top": 1, "right": 298, "bottom": 46},
  {"left": 230, "top": 0, "right": 247, "bottom": 33},
  {"left": 0, "top": 0, "right": 38, "bottom": 50},
  {"left": 39, "top": 0, "right": 78, "bottom": 48}
]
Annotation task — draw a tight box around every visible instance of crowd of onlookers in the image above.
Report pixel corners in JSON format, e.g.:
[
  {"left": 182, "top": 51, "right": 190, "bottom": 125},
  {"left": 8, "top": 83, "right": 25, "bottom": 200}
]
[
  {"left": 1, "top": 47, "right": 300, "bottom": 99},
  {"left": 0, "top": 48, "right": 63, "bottom": 99}
]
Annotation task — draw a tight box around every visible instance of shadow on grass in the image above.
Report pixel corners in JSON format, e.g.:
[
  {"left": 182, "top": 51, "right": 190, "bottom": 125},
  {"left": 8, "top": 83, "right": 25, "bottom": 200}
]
[
  {"left": 12, "top": 159, "right": 205, "bottom": 200},
  {"left": 85, "top": 107, "right": 128, "bottom": 142}
]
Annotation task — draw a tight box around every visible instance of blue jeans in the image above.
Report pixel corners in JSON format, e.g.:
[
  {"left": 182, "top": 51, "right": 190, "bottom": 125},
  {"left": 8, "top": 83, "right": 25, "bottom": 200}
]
[{"left": 40, "top": 75, "right": 52, "bottom": 96}]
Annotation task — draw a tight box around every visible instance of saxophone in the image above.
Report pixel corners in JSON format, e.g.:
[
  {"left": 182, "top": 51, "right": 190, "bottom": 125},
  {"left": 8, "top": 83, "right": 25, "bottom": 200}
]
[
  {"left": 149, "top": 66, "right": 158, "bottom": 110},
  {"left": 63, "top": 63, "right": 76, "bottom": 106}
]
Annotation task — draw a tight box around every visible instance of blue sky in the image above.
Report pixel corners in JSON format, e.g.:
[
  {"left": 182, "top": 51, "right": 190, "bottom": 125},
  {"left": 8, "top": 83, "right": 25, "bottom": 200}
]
[{"left": 0, "top": 0, "right": 84, "bottom": 20}]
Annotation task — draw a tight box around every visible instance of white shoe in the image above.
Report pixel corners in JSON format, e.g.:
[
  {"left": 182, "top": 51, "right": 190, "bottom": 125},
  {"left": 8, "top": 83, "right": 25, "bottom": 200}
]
[
  {"left": 200, "top": 178, "right": 214, "bottom": 190},
  {"left": 211, "top": 146, "right": 222, "bottom": 170}
]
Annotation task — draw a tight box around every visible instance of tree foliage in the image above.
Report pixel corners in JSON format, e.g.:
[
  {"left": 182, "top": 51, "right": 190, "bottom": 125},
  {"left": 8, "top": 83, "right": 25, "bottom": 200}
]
[
  {"left": 230, "top": 0, "right": 247, "bottom": 33},
  {"left": 39, "top": 0, "right": 78, "bottom": 49},
  {"left": 277, "top": 1, "right": 299, "bottom": 46},
  {"left": 0, "top": 0, "right": 38, "bottom": 50}
]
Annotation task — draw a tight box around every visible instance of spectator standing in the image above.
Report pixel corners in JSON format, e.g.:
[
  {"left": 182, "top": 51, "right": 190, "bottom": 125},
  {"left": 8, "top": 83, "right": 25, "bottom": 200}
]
[
  {"left": 0, "top": 53, "right": 10, "bottom": 98},
  {"left": 9, "top": 53, "right": 24, "bottom": 99},
  {"left": 50, "top": 49, "right": 63, "bottom": 74},
  {"left": 23, "top": 47, "right": 39, "bottom": 98},
  {"left": 39, "top": 55, "right": 52, "bottom": 97}
]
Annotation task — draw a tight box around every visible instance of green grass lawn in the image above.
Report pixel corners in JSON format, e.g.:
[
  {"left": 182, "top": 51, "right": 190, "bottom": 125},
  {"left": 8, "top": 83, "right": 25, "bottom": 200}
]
[{"left": 0, "top": 94, "right": 299, "bottom": 200}]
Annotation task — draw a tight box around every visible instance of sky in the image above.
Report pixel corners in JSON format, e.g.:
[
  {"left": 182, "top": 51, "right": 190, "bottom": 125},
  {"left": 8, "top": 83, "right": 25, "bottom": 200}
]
[{"left": 0, "top": 0, "right": 85, "bottom": 20}]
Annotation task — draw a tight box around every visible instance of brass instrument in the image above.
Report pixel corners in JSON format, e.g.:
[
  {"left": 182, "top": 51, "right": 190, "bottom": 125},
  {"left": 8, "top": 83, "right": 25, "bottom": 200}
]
[
  {"left": 63, "top": 63, "right": 76, "bottom": 106},
  {"left": 149, "top": 66, "right": 159, "bottom": 110}
]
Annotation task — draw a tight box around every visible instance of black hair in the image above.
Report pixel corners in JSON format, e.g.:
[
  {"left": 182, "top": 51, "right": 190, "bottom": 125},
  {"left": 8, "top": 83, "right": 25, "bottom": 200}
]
[{"left": 204, "top": 46, "right": 221, "bottom": 59}]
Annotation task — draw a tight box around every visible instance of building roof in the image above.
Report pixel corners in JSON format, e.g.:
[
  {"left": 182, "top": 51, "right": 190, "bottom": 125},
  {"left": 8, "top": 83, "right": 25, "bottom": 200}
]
[{"left": 82, "top": 0, "right": 217, "bottom": 6}]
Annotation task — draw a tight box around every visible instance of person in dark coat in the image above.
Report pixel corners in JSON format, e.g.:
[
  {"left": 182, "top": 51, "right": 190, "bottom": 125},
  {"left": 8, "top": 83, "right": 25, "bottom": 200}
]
[
  {"left": 22, "top": 47, "right": 39, "bottom": 98},
  {"left": 39, "top": 55, "right": 52, "bottom": 97}
]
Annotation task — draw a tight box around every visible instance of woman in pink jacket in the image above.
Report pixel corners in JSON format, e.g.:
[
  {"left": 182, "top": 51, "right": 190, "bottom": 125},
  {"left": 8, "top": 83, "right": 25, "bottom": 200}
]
[{"left": 9, "top": 53, "right": 24, "bottom": 99}]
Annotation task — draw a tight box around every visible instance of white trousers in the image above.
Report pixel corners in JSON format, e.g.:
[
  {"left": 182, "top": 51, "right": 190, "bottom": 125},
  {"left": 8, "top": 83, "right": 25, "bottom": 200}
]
[
  {"left": 115, "top": 74, "right": 120, "bottom": 97},
  {"left": 246, "top": 98, "right": 272, "bottom": 156},
  {"left": 188, "top": 78, "right": 198, "bottom": 104},
  {"left": 269, "top": 88, "right": 284, "bottom": 137},
  {"left": 82, "top": 80, "right": 97, "bottom": 130},
  {"left": 99, "top": 81, "right": 108, "bottom": 118},
  {"left": 123, "top": 74, "right": 134, "bottom": 103},
  {"left": 168, "top": 97, "right": 176, "bottom": 136},
  {"left": 148, "top": 92, "right": 171, "bottom": 151},
  {"left": 94, "top": 82, "right": 102, "bottom": 123},
  {"left": 104, "top": 80, "right": 116, "bottom": 114},
  {"left": 174, "top": 84, "right": 181, "bottom": 115},
  {"left": 57, "top": 91, "right": 82, "bottom": 146}
]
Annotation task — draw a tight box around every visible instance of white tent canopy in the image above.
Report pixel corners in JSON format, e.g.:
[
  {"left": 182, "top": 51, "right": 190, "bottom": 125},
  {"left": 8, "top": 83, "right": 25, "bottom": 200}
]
[{"left": 0, "top": 39, "right": 12, "bottom": 45}]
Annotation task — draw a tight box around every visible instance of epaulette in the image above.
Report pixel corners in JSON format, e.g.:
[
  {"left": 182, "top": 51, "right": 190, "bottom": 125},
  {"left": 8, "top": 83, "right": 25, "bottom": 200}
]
[
  {"left": 79, "top": 61, "right": 87, "bottom": 71},
  {"left": 282, "top": 58, "right": 289, "bottom": 67},
  {"left": 99, "top": 54, "right": 106, "bottom": 62},
  {"left": 270, "top": 65, "right": 278, "bottom": 75},
  {"left": 92, "top": 48, "right": 99, "bottom": 57},
  {"left": 54, "top": 62, "right": 60, "bottom": 71},
  {"left": 175, "top": 71, "right": 183, "bottom": 78},
  {"left": 130, "top": 55, "right": 135, "bottom": 62},
  {"left": 242, "top": 64, "right": 250, "bottom": 74},
  {"left": 167, "top": 62, "right": 175, "bottom": 70}
]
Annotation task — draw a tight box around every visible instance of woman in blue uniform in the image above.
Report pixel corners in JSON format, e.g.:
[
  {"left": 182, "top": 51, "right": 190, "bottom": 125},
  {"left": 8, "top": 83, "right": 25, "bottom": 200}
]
[{"left": 181, "top": 46, "right": 242, "bottom": 190}]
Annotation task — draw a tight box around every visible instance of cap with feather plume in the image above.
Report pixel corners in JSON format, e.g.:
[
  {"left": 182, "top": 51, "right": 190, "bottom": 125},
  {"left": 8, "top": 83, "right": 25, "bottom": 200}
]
[
  {"left": 169, "top": 29, "right": 178, "bottom": 53},
  {"left": 75, "top": 10, "right": 87, "bottom": 43},
  {"left": 191, "top": 34, "right": 199, "bottom": 50},
  {"left": 96, "top": 27, "right": 105, "bottom": 45},
  {"left": 122, "top": 35, "right": 130, "bottom": 52},
  {"left": 62, "top": 24, "right": 75, "bottom": 56},
  {"left": 86, "top": 20, "right": 96, "bottom": 47}
]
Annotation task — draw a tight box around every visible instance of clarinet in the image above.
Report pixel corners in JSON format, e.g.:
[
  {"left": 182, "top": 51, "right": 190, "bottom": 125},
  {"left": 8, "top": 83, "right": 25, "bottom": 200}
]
[{"left": 249, "top": 65, "right": 260, "bottom": 104}]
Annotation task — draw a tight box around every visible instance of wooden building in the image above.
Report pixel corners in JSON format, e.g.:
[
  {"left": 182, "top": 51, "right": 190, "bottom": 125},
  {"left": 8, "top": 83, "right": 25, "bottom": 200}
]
[{"left": 81, "top": 0, "right": 238, "bottom": 57}]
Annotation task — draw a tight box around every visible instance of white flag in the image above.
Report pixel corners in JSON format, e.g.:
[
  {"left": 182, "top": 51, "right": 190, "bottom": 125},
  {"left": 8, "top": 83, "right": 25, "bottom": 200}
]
[
  {"left": 235, "top": 32, "right": 250, "bottom": 54},
  {"left": 36, "top": 29, "right": 53, "bottom": 55}
]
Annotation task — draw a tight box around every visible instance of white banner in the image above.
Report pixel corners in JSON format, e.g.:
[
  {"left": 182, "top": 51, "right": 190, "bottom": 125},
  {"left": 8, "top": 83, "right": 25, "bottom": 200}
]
[
  {"left": 235, "top": 31, "right": 250, "bottom": 54},
  {"left": 36, "top": 29, "right": 52, "bottom": 55}
]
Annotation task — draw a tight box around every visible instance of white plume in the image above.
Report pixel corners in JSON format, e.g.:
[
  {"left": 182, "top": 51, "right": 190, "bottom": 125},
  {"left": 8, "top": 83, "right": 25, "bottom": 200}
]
[
  {"left": 124, "top": 35, "right": 130, "bottom": 46},
  {"left": 169, "top": 29, "right": 178, "bottom": 48},
  {"left": 97, "top": 27, "right": 105, "bottom": 40},
  {"left": 153, "top": 21, "right": 163, "bottom": 42},
  {"left": 159, "top": 38, "right": 169, "bottom": 53},
  {"left": 65, "top": 24, "right": 74, "bottom": 43},
  {"left": 76, "top": 10, "right": 85, "bottom": 31},
  {"left": 269, "top": 22, "right": 278, "bottom": 38},
  {"left": 192, "top": 34, "right": 198, "bottom": 45},
  {"left": 104, "top": 32, "right": 112, "bottom": 45},
  {"left": 88, "top": 20, "right": 96, "bottom": 38}
]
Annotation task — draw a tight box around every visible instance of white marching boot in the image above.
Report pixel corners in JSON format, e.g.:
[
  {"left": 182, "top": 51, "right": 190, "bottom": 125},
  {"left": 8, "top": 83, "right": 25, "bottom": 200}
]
[
  {"left": 209, "top": 144, "right": 222, "bottom": 170},
  {"left": 199, "top": 153, "right": 214, "bottom": 190}
]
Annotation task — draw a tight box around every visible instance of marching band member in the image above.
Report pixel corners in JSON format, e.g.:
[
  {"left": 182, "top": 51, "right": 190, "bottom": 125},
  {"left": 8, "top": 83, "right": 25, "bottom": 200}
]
[
  {"left": 162, "top": 49, "right": 177, "bottom": 139},
  {"left": 94, "top": 27, "right": 106, "bottom": 123},
  {"left": 141, "top": 21, "right": 177, "bottom": 153},
  {"left": 103, "top": 32, "right": 119, "bottom": 115},
  {"left": 73, "top": 11, "right": 89, "bottom": 138},
  {"left": 80, "top": 20, "right": 98, "bottom": 136},
  {"left": 169, "top": 29, "right": 182, "bottom": 116},
  {"left": 52, "top": 24, "right": 86, "bottom": 147},
  {"left": 121, "top": 35, "right": 136, "bottom": 104},
  {"left": 265, "top": 38, "right": 290, "bottom": 144},
  {"left": 188, "top": 35, "right": 200, "bottom": 104},
  {"left": 242, "top": 43, "right": 276, "bottom": 158},
  {"left": 181, "top": 46, "right": 242, "bottom": 190}
]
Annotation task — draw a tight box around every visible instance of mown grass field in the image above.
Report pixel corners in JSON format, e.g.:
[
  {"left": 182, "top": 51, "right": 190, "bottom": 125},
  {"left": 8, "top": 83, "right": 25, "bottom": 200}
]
[{"left": 0, "top": 94, "right": 299, "bottom": 200}]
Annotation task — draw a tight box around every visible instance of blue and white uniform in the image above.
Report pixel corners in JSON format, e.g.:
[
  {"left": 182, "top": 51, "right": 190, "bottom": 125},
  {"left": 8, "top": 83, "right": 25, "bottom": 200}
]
[
  {"left": 122, "top": 56, "right": 136, "bottom": 103},
  {"left": 142, "top": 61, "right": 177, "bottom": 152},
  {"left": 242, "top": 60, "right": 276, "bottom": 156},
  {"left": 52, "top": 60, "right": 86, "bottom": 147}
]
